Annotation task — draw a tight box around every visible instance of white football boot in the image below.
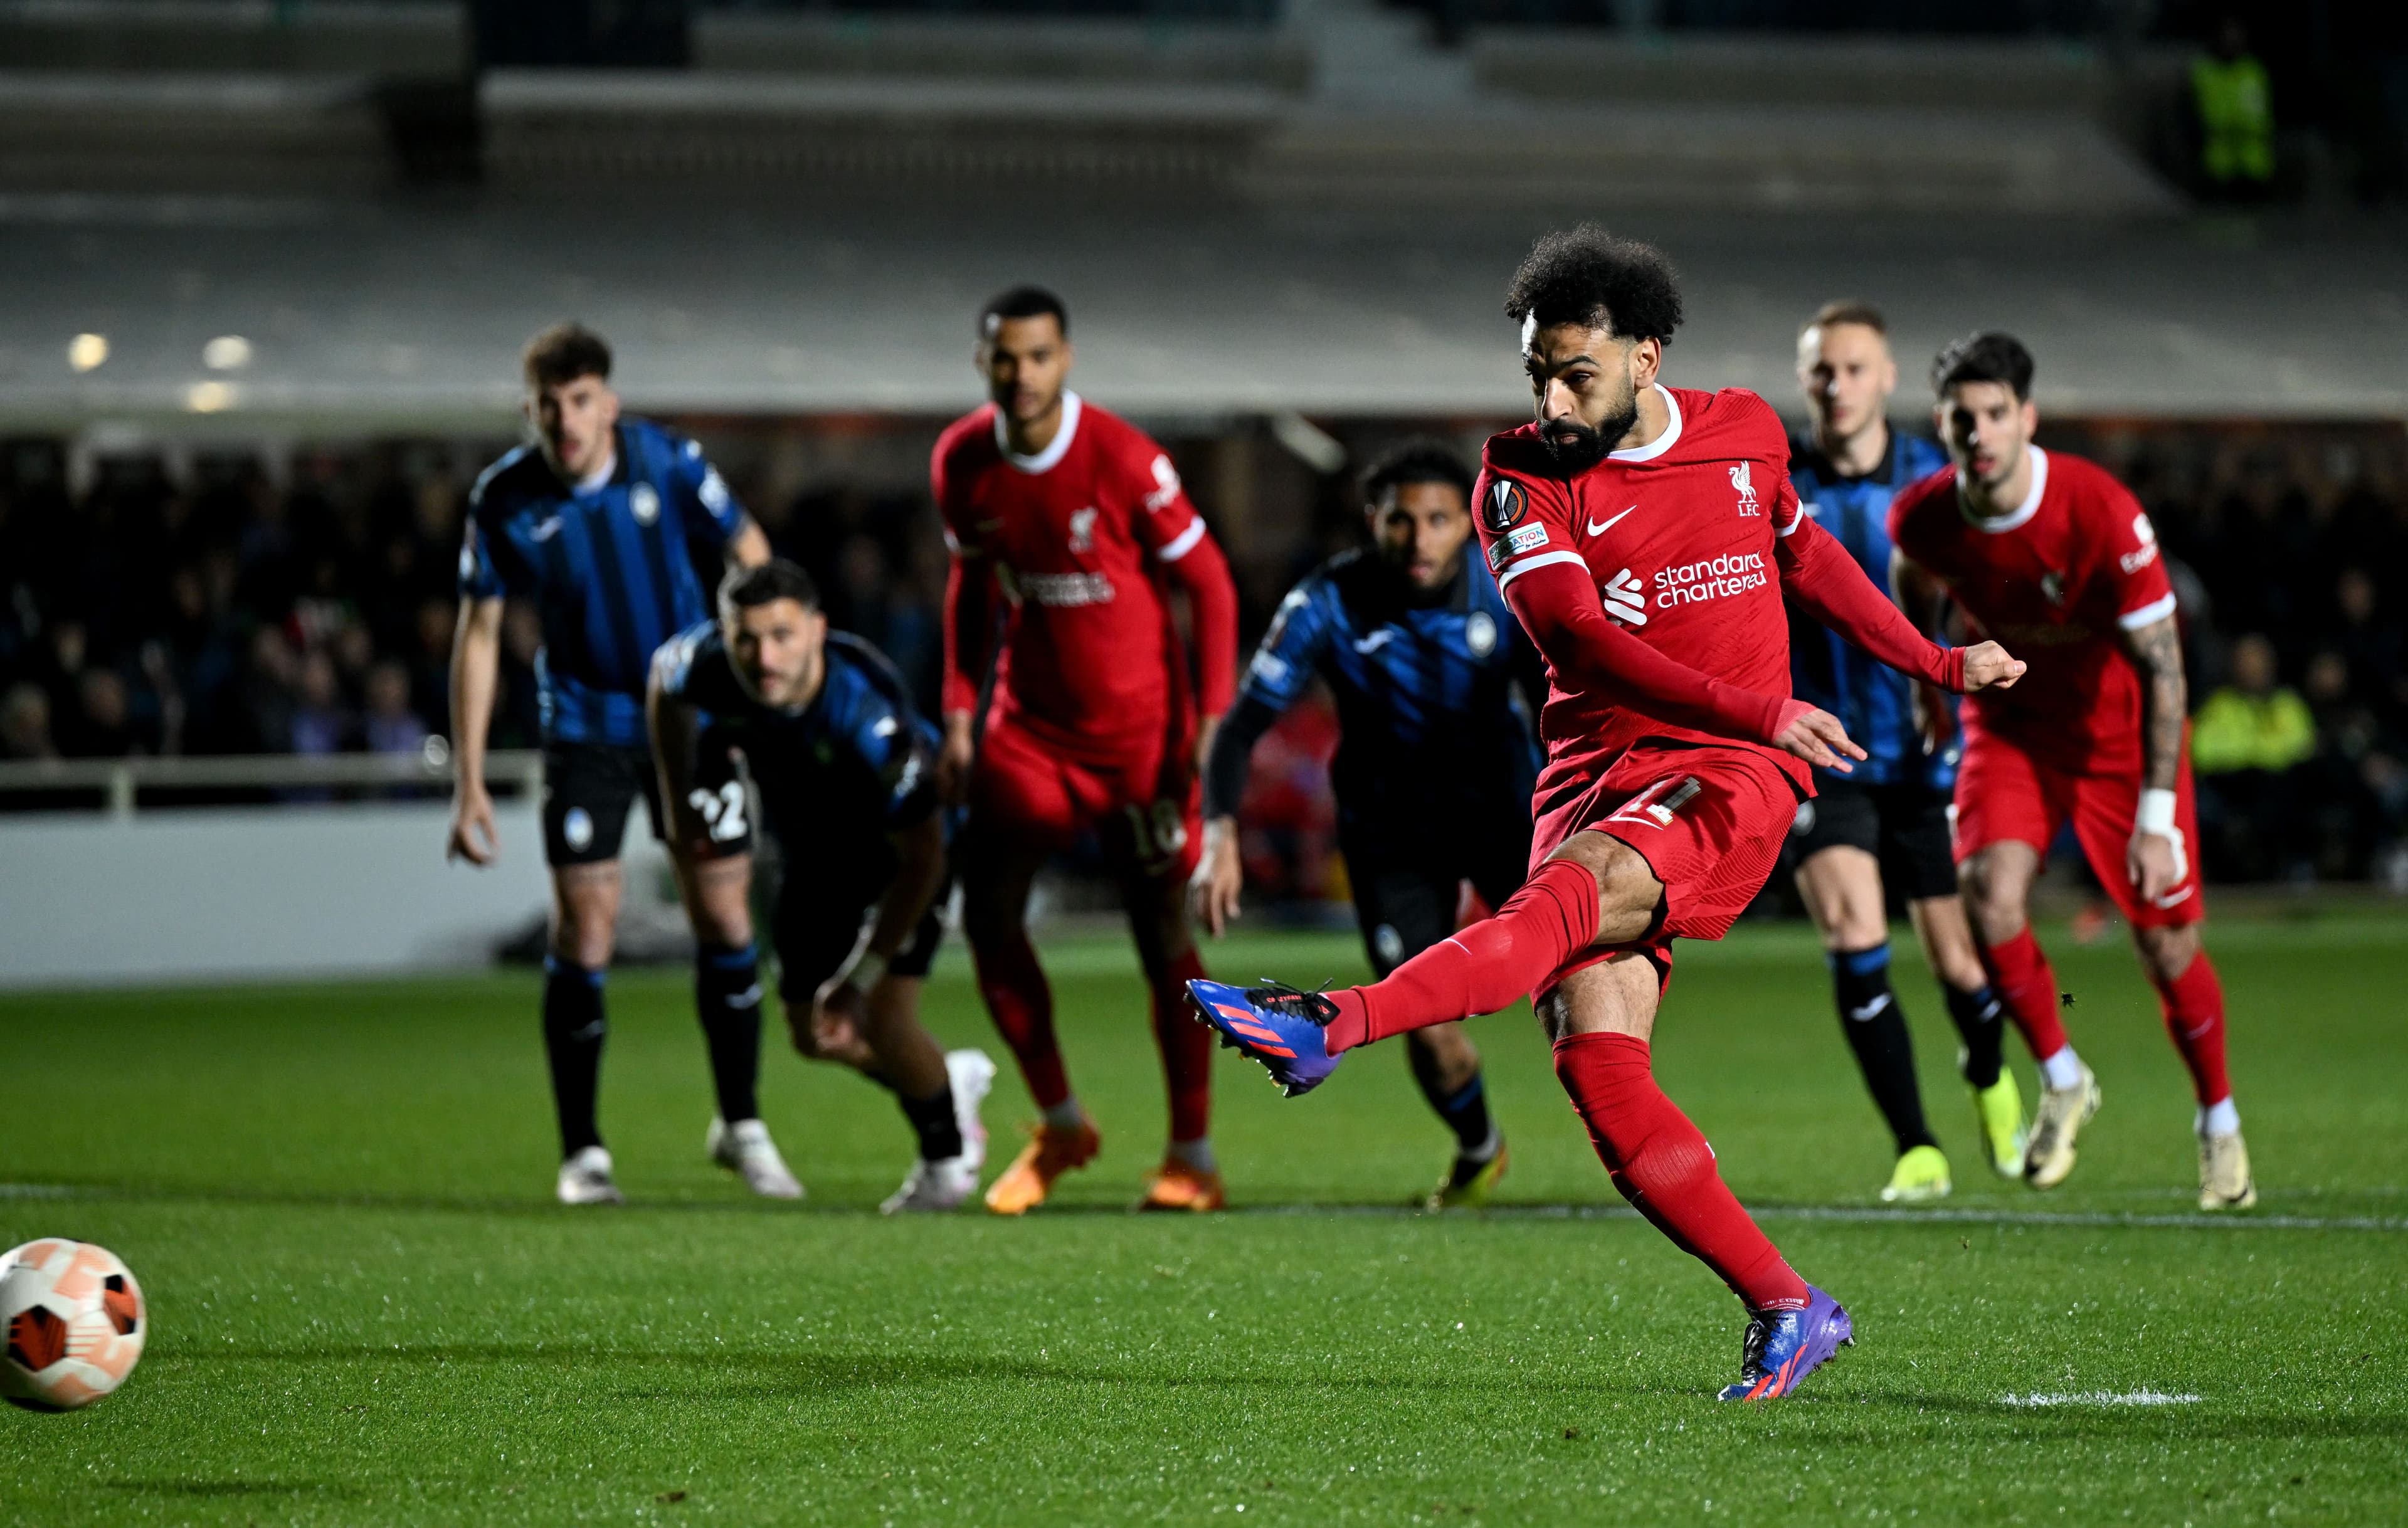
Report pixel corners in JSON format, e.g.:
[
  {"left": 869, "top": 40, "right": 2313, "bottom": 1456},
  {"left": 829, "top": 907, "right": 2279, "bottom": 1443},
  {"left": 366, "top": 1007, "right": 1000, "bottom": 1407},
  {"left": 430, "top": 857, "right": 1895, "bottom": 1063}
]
[
  {"left": 2198, "top": 1128, "right": 2258, "bottom": 1211},
  {"left": 879, "top": 1050, "right": 996, "bottom": 1214},
  {"left": 2023, "top": 1063, "right": 2102, "bottom": 1191},
  {"left": 556, "top": 1145, "right": 624, "bottom": 1206},
  {"left": 706, "top": 1117, "right": 805, "bottom": 1200}
]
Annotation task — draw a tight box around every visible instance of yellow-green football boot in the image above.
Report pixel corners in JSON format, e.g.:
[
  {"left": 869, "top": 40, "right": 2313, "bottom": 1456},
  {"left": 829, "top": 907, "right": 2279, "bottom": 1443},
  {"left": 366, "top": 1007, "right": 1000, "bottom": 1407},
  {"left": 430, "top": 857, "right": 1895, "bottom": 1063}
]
[
  {"left": 1427, "top": 1141, "right": 1509, "bottom": 1210},
  {"left": 1972, "top": 1072, "right": 2029, "bottom": 1179},
  {"left": 1879, "top": 1144, "right": 1952, "bottom": 1203}
]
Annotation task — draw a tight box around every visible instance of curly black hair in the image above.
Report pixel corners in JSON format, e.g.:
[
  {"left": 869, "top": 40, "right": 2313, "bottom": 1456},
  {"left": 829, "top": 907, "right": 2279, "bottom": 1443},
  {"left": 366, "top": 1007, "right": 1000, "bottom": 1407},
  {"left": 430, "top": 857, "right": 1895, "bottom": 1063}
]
[
  {"left": 1504, "top": 225, "right": 1684, "bottom": 344},
  {"left": 1931, "top": 331, "right": 2035, "bottom": 401},
  {"left": 1360, "top": 438, "right": 1473, "bottom": 508}
]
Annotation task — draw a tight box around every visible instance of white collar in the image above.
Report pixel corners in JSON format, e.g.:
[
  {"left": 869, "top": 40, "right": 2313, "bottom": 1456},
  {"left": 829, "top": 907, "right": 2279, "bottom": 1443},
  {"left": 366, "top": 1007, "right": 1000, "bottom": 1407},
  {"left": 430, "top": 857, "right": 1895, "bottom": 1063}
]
[
  {"left": 571, "top": 445, "right": 616, "bottom": 497},
  {"left": 1607, "top": 385, "right": 1682, "bottom": 463},
  {"left": 1960, "top": 445, "right": 2047, "bottom": 533},
  {"left": 995, "top": 391, "right": 1082, "bottom": 475}
]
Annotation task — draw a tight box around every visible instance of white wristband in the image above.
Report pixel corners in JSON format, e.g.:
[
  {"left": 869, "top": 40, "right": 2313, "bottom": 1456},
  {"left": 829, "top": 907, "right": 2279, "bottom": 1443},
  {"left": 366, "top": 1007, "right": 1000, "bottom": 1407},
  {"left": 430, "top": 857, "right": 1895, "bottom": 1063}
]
[{"left": 2137, "top": 788, "right": 2178, "bottom": 836}]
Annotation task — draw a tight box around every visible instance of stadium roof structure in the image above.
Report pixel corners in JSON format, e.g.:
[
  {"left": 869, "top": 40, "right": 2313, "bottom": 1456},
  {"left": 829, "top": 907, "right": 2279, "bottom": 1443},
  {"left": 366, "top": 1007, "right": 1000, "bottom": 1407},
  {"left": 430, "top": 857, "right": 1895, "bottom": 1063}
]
[
  {"left": 4, "top": 10, "right": 2405, "bottom": 429},
  {"left": 5, "top": 190, "right": 2404, "bottom": 429}
]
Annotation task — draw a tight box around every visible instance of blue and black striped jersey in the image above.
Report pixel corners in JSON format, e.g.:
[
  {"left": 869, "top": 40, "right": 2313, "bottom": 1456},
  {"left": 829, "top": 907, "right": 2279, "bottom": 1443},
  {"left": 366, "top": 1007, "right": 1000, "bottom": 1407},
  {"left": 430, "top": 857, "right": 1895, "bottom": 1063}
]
[
  {"left": 1787, "top": 430, "right": 1956, "bottom": 790},
  {"left": 656, "top": 623, "right": 939, "bottom": 844},
  {"left": 1219, "top": 545, "right": 1539, "bottom": 825},
  {"left": 461, "top": 419, "right": 746, "bottom": 747}
]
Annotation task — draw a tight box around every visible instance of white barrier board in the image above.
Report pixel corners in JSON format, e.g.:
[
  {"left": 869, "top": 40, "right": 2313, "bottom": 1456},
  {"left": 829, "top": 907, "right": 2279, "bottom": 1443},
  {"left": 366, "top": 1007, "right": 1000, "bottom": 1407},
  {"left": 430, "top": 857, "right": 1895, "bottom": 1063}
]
[{"left": 0, "top": 802, "right": 568, "bottom": 988}]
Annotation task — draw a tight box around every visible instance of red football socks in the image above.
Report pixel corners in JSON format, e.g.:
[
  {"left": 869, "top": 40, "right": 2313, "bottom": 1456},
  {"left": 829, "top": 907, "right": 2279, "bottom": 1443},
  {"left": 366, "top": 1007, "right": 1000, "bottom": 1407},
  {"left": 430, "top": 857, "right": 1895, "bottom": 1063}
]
[
  {"left": 1153, "top": 947, "right": 1215, "bottom": 1142},
  {"left": 972, "top": 929, "right": 1072, "bottom": 1110},
  {"left": 1555, "top": 1033, "right": 1809, "bottom": 1312},
  {"left": 1982, "top": 925, "right": 2071, "bottom": 1063},
  {"left": 1324, "top": 858, "right": 1600, "bottom": 1053},
  {"left": 2150, "top": 949, "right": 2234, "bottom": 1106}
]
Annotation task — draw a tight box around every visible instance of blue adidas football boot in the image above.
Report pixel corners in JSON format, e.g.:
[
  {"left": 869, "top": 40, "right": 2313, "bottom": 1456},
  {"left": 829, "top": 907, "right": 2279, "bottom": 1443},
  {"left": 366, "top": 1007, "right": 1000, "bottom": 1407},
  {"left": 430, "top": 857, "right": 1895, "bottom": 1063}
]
[
  {"left": 1716, "top": 1284, "right": 1854, "bottom": 1401},
  {"left": 1186, "top": 978, "right": 1343, "bottom": 1097}
]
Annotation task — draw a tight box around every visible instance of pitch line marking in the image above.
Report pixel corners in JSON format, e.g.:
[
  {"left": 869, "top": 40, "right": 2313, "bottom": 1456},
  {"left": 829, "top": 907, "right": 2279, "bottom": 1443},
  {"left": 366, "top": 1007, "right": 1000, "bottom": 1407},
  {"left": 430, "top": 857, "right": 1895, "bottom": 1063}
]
[
  {"left": 4, "top": 1184, "right": 2399, "bottom": 1230},
  {"left": 1239, "top": 1203, "right": 2408, "bottom": 1233},
  {"left": 2000, "top": 1390, "right": 2201, "bottom": 1407}
]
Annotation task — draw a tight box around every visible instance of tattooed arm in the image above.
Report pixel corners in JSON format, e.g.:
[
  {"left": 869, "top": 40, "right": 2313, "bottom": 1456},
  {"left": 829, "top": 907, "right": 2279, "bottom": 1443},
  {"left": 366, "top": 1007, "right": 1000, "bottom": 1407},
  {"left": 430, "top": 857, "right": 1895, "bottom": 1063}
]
[{"left": 2118, "top": 611, "right": 2189, "bottom": 900}]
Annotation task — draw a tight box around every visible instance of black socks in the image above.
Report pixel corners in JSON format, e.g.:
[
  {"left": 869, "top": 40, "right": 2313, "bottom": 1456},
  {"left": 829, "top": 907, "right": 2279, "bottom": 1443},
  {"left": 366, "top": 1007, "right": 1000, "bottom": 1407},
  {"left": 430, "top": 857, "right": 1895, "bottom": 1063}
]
[
  {"left": 897, "top": 1084, "right": 964, "bottom": 1162},
  {"left": 1945, "top": 981, "right": 2007, "bottom": 1091},
  {"left": 695, "top": 943, "right": 764, "bottom": 1127},
  {"left": 1830, "top": 944, "right": 1937, "bottom": 1156},
  {"left": 542, "top": 958, "right": 608, "bottom": 1156},
  {"left": 1410, "top": 1050, "right": 1499, "bottom": 1161}
]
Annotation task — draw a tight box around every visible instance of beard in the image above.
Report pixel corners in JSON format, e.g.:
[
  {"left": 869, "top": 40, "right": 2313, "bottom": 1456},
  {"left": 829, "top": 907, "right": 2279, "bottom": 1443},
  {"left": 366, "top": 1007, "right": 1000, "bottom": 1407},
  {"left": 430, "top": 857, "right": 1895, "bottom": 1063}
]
[{"left": 1538, "top": 391, "right": 1639, "bottom": 475}]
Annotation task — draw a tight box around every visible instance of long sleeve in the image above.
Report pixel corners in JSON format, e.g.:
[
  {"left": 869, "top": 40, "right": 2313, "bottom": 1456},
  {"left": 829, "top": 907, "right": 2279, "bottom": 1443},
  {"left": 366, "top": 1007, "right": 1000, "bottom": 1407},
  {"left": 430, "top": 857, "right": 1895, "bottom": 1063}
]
[
  {"left": 1161, "top": 525, "right": 1238, "bottom": 717},
  {"left": 1503, "top": 560, "right": 1793, "bottom": 745},
  {"left": 1776, "top": 514, "right": 1967, "bottom": 692},
  {"left": 941, "top": 549, "right": 996, "bottom": 722},
  {"left": 1203, "top": 578, "right": 1334, "bottom": 819}
]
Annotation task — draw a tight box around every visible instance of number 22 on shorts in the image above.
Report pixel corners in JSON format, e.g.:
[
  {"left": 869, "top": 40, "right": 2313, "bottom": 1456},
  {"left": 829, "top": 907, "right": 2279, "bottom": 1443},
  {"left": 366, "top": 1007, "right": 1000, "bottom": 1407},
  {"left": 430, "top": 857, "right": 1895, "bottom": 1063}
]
[{"left": 687, "top": 781, "right": 749, "bottom": 843}]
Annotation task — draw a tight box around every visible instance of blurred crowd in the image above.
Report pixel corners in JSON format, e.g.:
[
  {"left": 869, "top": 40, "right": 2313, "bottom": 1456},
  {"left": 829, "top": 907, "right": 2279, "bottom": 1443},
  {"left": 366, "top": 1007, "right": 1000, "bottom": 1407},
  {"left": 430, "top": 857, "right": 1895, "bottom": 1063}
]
[
  {"left": 4, "top": 420, "right": 2406, "bottom": 886},
  {"left": 0, "top": 435, "right": 951, "bottom": 781},
  {"left": 2093, "top": 425, "right": 2408, "bottom": 883}
]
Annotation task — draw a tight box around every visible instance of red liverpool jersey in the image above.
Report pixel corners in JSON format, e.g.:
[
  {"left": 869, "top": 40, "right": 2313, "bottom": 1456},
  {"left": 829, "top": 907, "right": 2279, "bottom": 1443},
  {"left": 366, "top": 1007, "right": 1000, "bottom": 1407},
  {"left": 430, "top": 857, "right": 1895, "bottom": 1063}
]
[
  {"left": 1475, "top": 384, "right": 1810, "bottom": 800},
  {"left": 934, "top": 391, "right": 1236, "bottom": 758},
  {"left": 1888, "top": 445, "right": 2175, "bottom": 776}
]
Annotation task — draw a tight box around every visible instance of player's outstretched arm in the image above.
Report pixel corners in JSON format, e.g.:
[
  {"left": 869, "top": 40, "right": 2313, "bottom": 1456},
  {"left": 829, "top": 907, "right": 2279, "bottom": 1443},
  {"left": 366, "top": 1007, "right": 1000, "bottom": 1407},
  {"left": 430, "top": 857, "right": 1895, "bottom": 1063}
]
[
  {"left": 1504, "top": 560, "right": 1867, "bottom": 772},
  {"left": 2119, "top": 611, "right": 2190, "bottom": 900},
  {"left": 445, "top": 596, "right": 505, "bottom": 865},
  {"left": 1780, "top": 515, "right": 2023, "bottom": 694}
]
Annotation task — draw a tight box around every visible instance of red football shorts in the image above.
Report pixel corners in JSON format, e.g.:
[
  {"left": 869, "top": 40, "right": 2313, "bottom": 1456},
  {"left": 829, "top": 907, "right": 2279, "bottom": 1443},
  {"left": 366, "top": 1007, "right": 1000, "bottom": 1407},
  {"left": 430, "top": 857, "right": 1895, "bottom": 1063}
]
[
  {"left": 1951, "top": 732, "right": 2205, "bottom": 929},
  {"left": 971, "top": 708, "right": 1202, "bottom": 879},
  {"left": 1530, "top": 743, "right": 1803, "bottom": 994}
]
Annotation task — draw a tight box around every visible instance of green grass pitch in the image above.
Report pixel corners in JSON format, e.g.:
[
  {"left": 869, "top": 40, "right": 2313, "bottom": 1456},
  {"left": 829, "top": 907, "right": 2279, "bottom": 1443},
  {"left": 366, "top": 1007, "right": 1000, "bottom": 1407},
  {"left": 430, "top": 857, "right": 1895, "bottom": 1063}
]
[{"left": 4, "top": 911, "right": 2405, "bottom": 1524}]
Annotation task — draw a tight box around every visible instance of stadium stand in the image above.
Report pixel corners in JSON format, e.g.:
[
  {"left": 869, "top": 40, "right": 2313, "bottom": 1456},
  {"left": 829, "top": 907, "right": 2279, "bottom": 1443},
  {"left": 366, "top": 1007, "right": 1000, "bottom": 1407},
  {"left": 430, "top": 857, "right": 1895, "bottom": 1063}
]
[{"left": 4, "top": 413, "right": 2404, "bottom": 883}]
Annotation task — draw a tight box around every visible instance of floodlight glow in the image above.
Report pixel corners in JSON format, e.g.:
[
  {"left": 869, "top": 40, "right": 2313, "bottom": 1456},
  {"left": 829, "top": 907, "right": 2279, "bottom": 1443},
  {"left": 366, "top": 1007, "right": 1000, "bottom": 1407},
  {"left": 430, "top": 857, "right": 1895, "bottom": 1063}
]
[
  {"left": 202, "top": 335, "right": 253, "bottom": 371},
  {"left": 186, "top": 381, "right": 236, "bottom": 413},
  {"left": 68, "top": 334, "right": 109, "bottom": 372}
]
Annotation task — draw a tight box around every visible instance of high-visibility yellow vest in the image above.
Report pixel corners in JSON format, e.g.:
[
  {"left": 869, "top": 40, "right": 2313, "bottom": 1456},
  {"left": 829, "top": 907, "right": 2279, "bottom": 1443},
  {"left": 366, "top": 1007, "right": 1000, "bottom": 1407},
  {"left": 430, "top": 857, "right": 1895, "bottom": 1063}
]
[
  {"left": 2191, "top": 54, "right": 2274, "bottom": 184},
  {"left": 2191, "top": 687, "right": 2315, "bottom": 774}
]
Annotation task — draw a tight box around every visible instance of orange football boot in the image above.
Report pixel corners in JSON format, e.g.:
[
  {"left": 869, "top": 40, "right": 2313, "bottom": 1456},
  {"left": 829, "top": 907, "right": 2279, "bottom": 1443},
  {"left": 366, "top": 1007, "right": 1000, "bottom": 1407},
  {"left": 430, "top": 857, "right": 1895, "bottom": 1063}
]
[
  {"left": 1138, "top": 1158, "right": 1226, "bottom": 1213},
  {"left": 982, "top": 1120, "right": 1101, "bottom": 1215}
]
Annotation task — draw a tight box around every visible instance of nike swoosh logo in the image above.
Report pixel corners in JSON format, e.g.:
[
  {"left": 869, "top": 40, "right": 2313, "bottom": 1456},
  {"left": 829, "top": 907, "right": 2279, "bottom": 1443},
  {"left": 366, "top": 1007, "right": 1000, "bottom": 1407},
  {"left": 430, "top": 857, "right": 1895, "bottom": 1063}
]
[
  {"left": 1847, "top": 994, "right": 1893, "bottom": 1021},
  {"left": 1586, "top": 505, "right": 1637, "bottom": 537},
  {"left": 1352, "top": 631, "right": 1393, "bottom": 654},
  {"left": 531, "top": 516, "right": 564, "bottom": 541}
]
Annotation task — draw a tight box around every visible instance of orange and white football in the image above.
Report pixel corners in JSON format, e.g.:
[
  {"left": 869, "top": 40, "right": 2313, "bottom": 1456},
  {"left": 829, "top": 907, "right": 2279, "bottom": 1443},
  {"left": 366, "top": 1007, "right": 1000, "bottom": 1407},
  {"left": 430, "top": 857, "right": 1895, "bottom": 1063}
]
[{"left": 1, "top": 1239, "right": 147, "bottom": 1411}]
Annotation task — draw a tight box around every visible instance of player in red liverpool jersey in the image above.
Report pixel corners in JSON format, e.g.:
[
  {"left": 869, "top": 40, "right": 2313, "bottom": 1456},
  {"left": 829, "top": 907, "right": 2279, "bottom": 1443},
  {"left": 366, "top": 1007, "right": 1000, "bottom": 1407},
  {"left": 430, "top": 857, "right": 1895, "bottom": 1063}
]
[
  {"left": 1889, "top": 332, "right": 2254, "bottom": 1210},
  {"left": 1192, "top": 228, "right": 2023, "bottom": 1399},
  {"left": 933, "top": 286, "right": 1240, "bottom": 1214}
]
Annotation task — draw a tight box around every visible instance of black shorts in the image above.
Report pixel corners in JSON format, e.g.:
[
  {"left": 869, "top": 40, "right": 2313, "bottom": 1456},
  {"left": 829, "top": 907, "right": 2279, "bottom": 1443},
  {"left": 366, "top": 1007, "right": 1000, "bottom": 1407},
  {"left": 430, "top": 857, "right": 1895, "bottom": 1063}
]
[
  {"left": 768, "top": 846, "right": 947, "bottom": 1001},
  {"left": 542, "top": 741, "right": 665, "bottom": 868},
  {"left": 1786, "top": 777, "right": 1958, "bottom": 902},
  {"left": 1340, "top": 806, "right": 1534, "bottom": 979}
]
